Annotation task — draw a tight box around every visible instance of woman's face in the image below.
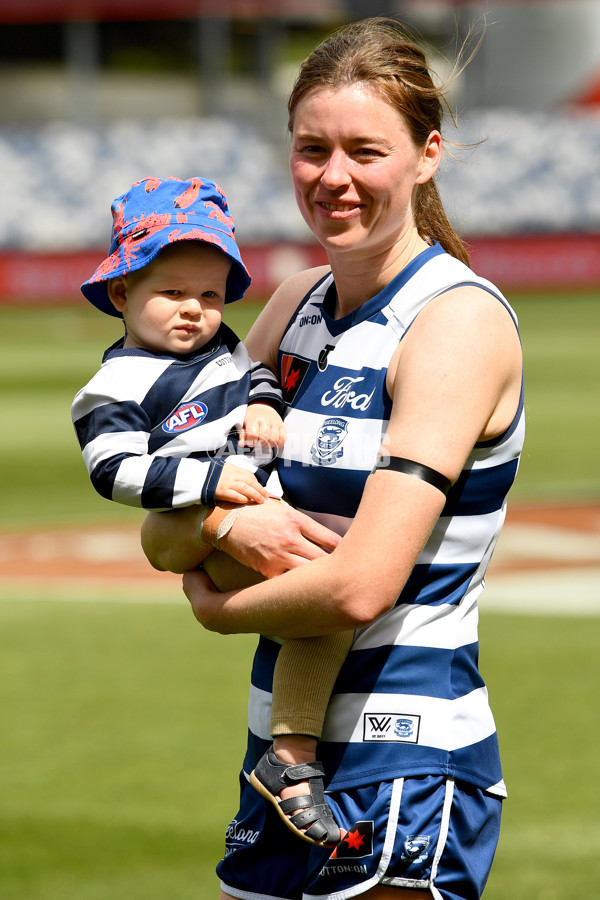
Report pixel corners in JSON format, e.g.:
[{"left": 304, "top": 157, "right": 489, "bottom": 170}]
[{"left": 289, "top": 82, "right": 440, "bottom": 258}]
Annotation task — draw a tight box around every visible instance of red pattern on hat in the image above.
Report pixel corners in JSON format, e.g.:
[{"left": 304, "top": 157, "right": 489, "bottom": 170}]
[{"left": 174, "top": 178, "right": 205, "bottom": 210}]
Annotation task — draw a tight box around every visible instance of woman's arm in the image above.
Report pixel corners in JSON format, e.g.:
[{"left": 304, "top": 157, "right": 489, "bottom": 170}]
[
  {"left": 183, "top": 286, "right": 523, "bottom": 636},
  {"left": 183, "top": 472, "right": 446, "bottom": 634}
]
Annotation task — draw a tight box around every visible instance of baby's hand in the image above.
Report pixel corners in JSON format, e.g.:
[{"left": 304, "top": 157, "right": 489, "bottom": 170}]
[
  {"left": 239, "top": 402, "right": 286, "bottom": 450},
  {"left": 215, "top": 463, "right": 269, "bottom": 505}
]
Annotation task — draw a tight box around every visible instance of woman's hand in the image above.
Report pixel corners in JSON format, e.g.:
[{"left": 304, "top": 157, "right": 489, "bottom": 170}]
[
  {"left": 183, "top": 568, "right": 231, "bottom": 632},
  {"left": 142, "top": 497, "right": 340, "bottom": 578},
  {"left": 221, "top": 498, "right": 341, "bottom": 578}
]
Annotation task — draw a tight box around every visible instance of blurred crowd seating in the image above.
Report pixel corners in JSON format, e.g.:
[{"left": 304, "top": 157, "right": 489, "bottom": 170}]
[
  {"left": 438, "top": 108, "right": 600, "bottom": 236},
  {"left": 0, "top": 108, "right": 599, "bottom": 250},
  {"left": 0, "top": 117, "right": 304, "bottom": 250}
]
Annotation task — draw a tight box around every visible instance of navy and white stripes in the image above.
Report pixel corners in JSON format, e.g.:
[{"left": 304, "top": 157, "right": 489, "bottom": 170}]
[{"left": 72, "top": 323, "right": 281, "bottom": 511}]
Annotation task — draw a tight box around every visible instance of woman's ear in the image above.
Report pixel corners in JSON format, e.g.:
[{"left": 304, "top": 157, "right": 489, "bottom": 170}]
[
  {"left": 416, "top": 130, "right": 442, "bottom": 185},
  {"left": 107, "top": 276, "right": 128, "bottom": 315}
]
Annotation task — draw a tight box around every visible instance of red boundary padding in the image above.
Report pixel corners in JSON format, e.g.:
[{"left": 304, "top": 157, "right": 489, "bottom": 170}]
[{"left": 0, "top": 235, "right": 598, "bottom": 305}]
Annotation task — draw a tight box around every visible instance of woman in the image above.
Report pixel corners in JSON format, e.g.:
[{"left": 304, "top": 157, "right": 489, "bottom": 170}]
[{"left": 142, "top": 17, "right": 524, "bottom": 900}]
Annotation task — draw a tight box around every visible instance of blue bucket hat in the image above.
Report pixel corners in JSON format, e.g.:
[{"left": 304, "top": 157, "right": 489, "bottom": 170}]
[{"left": 81, "top": 176, "right": 251, "bottom": 317}]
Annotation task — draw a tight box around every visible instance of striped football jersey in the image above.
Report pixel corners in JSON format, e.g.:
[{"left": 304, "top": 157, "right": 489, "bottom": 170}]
[{"left": 245, "top": 244, "right": 524, "bottom": 796}]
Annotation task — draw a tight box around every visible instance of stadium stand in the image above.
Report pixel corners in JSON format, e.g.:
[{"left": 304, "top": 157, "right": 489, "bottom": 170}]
[
  {"left": 1, "top": 108, "right": 600, "bottom": 252},
  {"left": 0, "top": 117, "right": 305, "bottom": 250},
  {"left": 439, "top": 108, "right": 600, "bottom": 236}
]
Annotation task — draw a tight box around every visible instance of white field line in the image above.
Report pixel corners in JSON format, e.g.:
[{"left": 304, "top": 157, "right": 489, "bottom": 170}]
[
  {"left": 0, "top": 528, "right": 143, "bottom": 565},
  {"left": 490, "top": 523, "right": 600, "bottom": 565},
  {"left": 482, "top": 569, "right": 600, "bottom": 616},
  {"left": 481, "top": 520, "right": 600, "bottom": 615}
]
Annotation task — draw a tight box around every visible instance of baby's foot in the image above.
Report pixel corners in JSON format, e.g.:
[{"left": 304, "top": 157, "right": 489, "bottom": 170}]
[
  {"left": 250, "top": 741, "right": 341, "bottom": 845},
  {"left": 272, "top": 736, "right": 316, "bottom": 807}
]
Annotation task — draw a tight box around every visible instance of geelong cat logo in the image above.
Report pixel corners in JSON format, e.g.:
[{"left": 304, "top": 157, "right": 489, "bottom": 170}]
[
  {"left": 162, "top": 402, "right": 208, "bottom": 433},
  {"left": 401, "top": 834, "right": 431, "bottom": 863},
  {"left": 311, "top": 417, "right": 348, "bottom": 466}
]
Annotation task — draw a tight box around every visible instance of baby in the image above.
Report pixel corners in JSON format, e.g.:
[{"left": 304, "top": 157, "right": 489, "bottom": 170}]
[{"left": 72, "top": 177, "right": 350, "bottom": 846}]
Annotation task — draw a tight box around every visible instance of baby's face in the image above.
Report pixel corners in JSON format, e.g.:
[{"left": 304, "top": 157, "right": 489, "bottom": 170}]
[{"left": 109, "top": 241, "right": 231, "bottom": 355}]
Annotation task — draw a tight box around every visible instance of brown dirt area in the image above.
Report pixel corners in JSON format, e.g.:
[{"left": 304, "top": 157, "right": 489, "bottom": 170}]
[{"left": 0, "top": 503, "right": 598, "bottom": 587}]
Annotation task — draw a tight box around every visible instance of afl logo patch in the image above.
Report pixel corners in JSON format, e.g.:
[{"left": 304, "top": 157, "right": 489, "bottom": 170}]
[{"left": 162, "top": 402, "right": 208, "bottom": 433}]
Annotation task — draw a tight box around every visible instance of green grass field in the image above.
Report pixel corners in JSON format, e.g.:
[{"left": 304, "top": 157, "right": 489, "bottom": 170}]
[
  {"left": 1, "top": 293, "right": 599, "bottom": 898},
  {"left": 1, "top": 594, "right": 599, "bottom": 899}
]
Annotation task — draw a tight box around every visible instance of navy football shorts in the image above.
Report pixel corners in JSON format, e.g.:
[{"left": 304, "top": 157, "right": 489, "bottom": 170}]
[{"left": 217, "top": 772, "right": 503, "bottom": 899}]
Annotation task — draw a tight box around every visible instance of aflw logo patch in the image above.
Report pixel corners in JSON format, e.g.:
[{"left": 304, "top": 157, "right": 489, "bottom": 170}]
[
  {"left": 329, "top": 821, "right": 374, "bottom": 859},
  {"left": 162, "top": 401, "right": 208, "bottom": 433},
  {"left": 280, "top": 353, "right": 310, "bottom": 404},
  {"left": 363, "top": 713, "right": 421, "bottom": 743}
]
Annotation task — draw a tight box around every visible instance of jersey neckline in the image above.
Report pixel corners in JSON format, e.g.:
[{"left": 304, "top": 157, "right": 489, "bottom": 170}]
[{"left": 320, "top": 242, "right": 445, "bottom": 335}]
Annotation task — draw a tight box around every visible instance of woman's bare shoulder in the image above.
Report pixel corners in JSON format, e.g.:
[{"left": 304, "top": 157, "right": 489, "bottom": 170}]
[
  {"left": 271, "top": 265, "right": 331, "bottom": 308},
  {"left": 245, "top": 265, "right": 331, "bottom": 364}
]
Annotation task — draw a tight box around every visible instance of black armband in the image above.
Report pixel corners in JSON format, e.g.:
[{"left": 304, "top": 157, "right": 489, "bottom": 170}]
[{"left": 371, "top": 456, "right": 452, "bottom": 496}]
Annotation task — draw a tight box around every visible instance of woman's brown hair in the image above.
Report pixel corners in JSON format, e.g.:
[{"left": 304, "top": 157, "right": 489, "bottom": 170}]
[{"left": 288, "top": 17, "right": 470, "bottom": 265}]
